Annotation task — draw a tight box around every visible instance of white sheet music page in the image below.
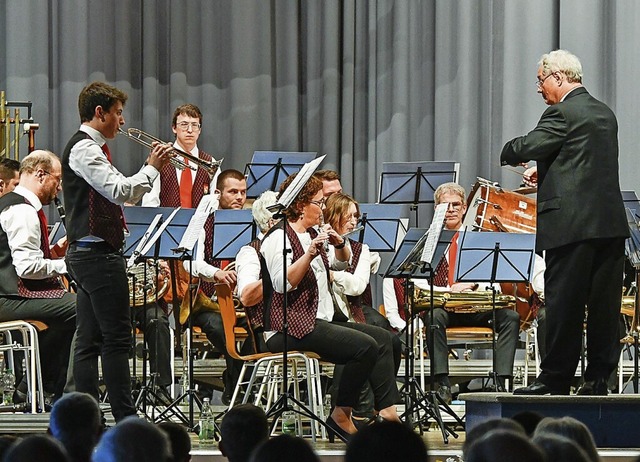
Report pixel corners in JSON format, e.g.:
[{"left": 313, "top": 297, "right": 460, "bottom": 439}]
[
  {"left": 140, "top": 207, "right": 181, "bottom": 256},
  {"left": 420, "top": 203, "right": 448, "bottom": 264},
  {"left": 177, "top": 195, "right": 215, "bottom": 252},
  {"left": 126, "top": 213, "right": 163, "bottom": 269}
]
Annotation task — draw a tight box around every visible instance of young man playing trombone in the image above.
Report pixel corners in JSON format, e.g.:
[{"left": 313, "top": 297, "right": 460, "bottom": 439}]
[{"left": 62, "top": 81, "right": 171, "bottom": 422}]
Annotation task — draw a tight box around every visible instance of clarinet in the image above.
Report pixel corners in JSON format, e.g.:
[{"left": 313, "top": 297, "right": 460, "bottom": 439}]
[{"left": 53, "top": 196, "right": 78, "bottom": 291}]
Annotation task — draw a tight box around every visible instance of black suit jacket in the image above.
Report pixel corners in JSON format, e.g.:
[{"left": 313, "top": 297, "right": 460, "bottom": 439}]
[{"left": 501, "top": 87, "right": 628, "bottom": 251}]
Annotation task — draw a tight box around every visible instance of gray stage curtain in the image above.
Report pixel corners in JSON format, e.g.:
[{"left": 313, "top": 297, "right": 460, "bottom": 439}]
[{"left": 2, "top": 0, "right": 639, "bottom": 210}]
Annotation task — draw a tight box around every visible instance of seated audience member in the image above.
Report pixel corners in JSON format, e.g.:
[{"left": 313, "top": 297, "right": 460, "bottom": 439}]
[
  {"left": 219, "top": 403, "right": 269, "bottom": 462},
  {"left": 4, "top": 435, "right": 70, "bottom": 462},
  {"left": 92, "top": 416, "right": 171, "bottom": 462},
  {"left": 462, "top": 417, "right": 526, "bottom": 459},
  {"left": 48, "top": 392, "right": 102, "bottom": 462},
  {"left": 248, "top": 435, "right": 319, "bottom": 462},
  {"left": 532, "top": 434, "right": 591, "bottom": 462},
  {"left": 533, "top": 416, "right": 599, "bottom": 462},
  {"left": 345, "top": 421, "right": 428, "bottom": 462},
  {"left": 464, "top": 429, "right": 545, "bottom": 462},
  {"left": 158, "top": 422, "right": 191, "bottom": 462},
  {"left": 0, "top": 435, "right": 20, "bottom": 460},
  {"left": 415, "top": 182, "right": 520, "bottom": 402}
]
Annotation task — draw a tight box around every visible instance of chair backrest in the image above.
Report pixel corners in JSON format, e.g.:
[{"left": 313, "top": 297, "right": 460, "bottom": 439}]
[{"left": 216, "top": 282, "right": 244, "bottom": 361}]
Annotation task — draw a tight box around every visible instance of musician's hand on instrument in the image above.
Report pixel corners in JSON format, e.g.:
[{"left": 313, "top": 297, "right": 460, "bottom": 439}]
[
  {"left": 522, "top": 166, "right": 538, "bottom": 188},
  {"left": 214, "top": 269, "right": 237, "bottom": 285},
  {"left": 147, "top": 142, "right": 172, "bottom": 170},
  {"left": 324, "top": 225, "right": 343, "bottom": 247},
  {"left": 50, "top": 236, "right": 68, "bottom": 259},
  {"left": 307, "top": 235, "right": 326, "bottom": 259},
  {"left": 450, "top": 282, "right": 478, "bottom": 293}
]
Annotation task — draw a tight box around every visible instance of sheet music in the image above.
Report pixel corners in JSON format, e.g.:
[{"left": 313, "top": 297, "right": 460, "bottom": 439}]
[
  {"left": 140, "top": 208, "right": 181, "bottom": 257},
  {"left": 420, "top": 203, "right": 448, "bottom": 264},
  {"left": 126, "top": 213, "right": 163, "bottom": 269},
  {"left": 176, "top": 195, "right": 216, "bottom": 252},
  {"left": 269, "top": 154, "right": 326, "bottom": 211}
]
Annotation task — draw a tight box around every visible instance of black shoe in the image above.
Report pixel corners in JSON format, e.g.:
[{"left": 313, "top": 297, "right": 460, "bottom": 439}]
[
  {"left": 576, "top": 378, "right": 608, "bottom": 396},
  {"left": 513, "top": 380, "right": 568, "bottom": 396},
  {"left": 436, "top": 385, "right": 452, "bottom": 405},
  {"left": 325, "top": 416, "right": 352, "bottom": 443}
]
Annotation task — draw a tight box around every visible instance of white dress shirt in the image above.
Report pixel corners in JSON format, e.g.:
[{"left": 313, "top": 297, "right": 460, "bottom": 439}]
[{"left": 0, "top": 185, "right": 66, "bottom": 278}]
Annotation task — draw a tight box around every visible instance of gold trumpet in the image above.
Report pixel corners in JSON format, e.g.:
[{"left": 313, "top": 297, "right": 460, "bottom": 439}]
[{"left": 118, "top": 127, "right": 222, "bottom": 176}]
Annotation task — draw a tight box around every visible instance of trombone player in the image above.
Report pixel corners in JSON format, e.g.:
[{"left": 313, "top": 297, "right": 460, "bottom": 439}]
[{"left": 62, "top": 81, "right": 171, "bottom": 422}]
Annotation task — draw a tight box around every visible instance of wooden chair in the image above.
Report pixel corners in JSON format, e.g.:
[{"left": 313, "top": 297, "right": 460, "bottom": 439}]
[{"left": 217, "top": 283, "right": 326, "bottom": 441}]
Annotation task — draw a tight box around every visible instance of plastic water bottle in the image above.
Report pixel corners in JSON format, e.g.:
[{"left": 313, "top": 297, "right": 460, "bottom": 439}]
[
  {"left": 198, "top": 398, "right": 215, "bottom": 447},
  {"left": 281, "top": 410, "right": 296, "bottom": 435},
  {"left": 2, "top": 369, "right": 15, "bottom": 405}
]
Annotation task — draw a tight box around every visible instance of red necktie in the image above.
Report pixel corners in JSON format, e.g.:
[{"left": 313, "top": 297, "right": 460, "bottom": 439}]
[
  {"left": 37, "top": 209, "right": 52, "bottom": 258},
  {"left": 448, "top": 232, "right": 459, "bottom": 286},
  {"left": 180, "top": 159, "right": 193, "bottom": 208},
  {"left": 101, "top": 143, "right": 128, "bottom": 232}
]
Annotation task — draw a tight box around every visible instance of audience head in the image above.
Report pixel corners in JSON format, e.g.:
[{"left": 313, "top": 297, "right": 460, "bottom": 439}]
[
  {"left": 248, "top": 435, "right": 319, "bottom": 462},
  {"left": 465, "top": 429, "right": 545, "bottom": 462},
  {"left": 4, "top": 435, "right": 69, "bottom": 462},
  {"left": 278, "top": 173, "right": 323, "bottom": 223},
  {"left": 533, "top": 433, "right": 591, "bottom": 462},
  {"left": 252, "top": 190, "right": 279, "bottom": 233},
  {"left": 534, "top": 416, "right": 599, "bottom": 462},
  {"left": 0, "top": 157, "right": 20, "bottom": 196},
  {"left": 158, "top": 422, "right": 191, "bottom": 462},
  {"left": 171, "top": 103, "right": 203, "bottom": 151},
  {"left": 219, "top": 404, "right": 269, "bottom": 462},
  {"left": 463, "top": 417, "right": 526, "bottom": 457},
  {"left": 510, "top": 410, "right": 544, "bottom": 437},
  {"left": 19, "top": 150, "right": 63, "bottom": 205},
  {"left": 216, "top": 169, "right": 247, "bottom": 209},
  {"left": 323, "top": 192, "right": 360, "bottom": 235},
  {"left": 49, "top": 392, "right": 102, "bottom": 462},
  {"left": 345, "top": 421, "right": 428, "bottom": 462},
  {"left": 92, "top": 416, "right": 171, "bottom": 462},
  {"left": 315, "top": 169, "right": 342, "bottom": 197},
  {"left": 0, "top": 435, "right": 19, "bottom": 460}
]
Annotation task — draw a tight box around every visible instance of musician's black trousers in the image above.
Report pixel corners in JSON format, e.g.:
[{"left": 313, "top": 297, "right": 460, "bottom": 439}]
[{"left": 67, "top": 247, "right": 136, "bottom": 422}]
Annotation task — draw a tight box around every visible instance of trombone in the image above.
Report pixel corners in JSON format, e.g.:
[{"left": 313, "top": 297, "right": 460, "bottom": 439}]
[{"left": 118, "top": 127, "right": 222, "bottom": 176}]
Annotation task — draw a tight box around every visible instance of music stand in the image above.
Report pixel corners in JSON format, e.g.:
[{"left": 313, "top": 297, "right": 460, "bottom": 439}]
[
  {"left": 124, "top": 206, "right": 198, "bottom": 426},
  {"left": 454, "top": 231, "right": 535, "bottom": 390},
  {"left": 383, "top": 224, "right": 462, "bottom": 443},
  {"left": 244, "top": 151, "right": 317, "bottom": 199},
  {"left": 378, "top": 161, "right": 459, "bottom": 226},
  {"left": 212, "top": 209, "right": 258, "bottom": 259},
  {"left": 357, "top": 203, "right": 408, "bottom": 252}
]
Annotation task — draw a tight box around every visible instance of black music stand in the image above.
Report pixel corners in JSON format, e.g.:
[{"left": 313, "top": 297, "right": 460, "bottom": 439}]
[
  {"left": 378, "top": 161, "right": 459, "bottom": 227},
  {"left": 123, "top": 207, "right": 190, "bottom": 422},
  {"left": 261, "top": 154, "right": 338, "bottom": 439},
  {"left": 244, "top": 151, "right": 317, "bottom": 199},
  {"left": 124, "top": 206, "right": 198, "bottom": 426},
  {"left": 384, "top": 226, "right": 463, "bottom": 443},
  {"left": 454, "top": 231, "right": 535, "bottom": 391},
  {"left": 356, "top": 203, "right": 407, "bottom": 252},
  {"left": 211, "top": 209, "right": 258, "bottom": 259}
]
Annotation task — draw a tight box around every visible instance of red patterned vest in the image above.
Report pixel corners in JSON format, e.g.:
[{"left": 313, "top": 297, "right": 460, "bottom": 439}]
[
  {"left": 242, "top": 238, "right": 266, "bottom": 329},
  {"left": 343, "top": 239, "right": 368, "bottom": 324},
  {"left": 265, "top": 223, "right": 329, "bottom": 339},
  {"left": 0, "top": 193, "right": 65, "bottom": 298},
  {"left": 158, "top": 151, "right": 213, "bottom": 208}
]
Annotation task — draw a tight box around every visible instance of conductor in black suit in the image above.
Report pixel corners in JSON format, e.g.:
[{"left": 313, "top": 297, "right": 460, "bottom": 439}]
[{"left": 501, "top": 50, "right": 629, "bottom": 396}]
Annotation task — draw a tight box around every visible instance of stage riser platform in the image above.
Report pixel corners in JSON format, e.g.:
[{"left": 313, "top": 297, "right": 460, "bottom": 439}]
[{"left": 462, "top": 393, "right": 640, "bottom": 448}]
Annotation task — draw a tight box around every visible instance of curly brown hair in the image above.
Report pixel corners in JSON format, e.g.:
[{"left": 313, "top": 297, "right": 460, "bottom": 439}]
[
  {"left": 279, "top": 173, "right": 323, "bottom": 222},
  {"left": 323, "top": 193, "right": 360, "bottom": 231}
]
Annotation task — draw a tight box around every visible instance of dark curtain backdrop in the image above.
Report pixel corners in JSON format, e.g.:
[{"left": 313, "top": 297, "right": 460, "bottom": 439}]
[{"left": 2, "top": 0, "right": 639, "bottom": 219}]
